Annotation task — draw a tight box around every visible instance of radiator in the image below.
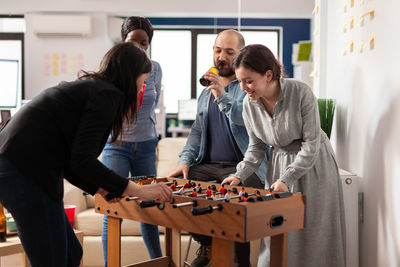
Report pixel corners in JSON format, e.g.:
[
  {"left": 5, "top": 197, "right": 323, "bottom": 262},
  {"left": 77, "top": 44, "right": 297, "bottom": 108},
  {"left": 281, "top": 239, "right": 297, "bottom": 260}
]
[{"left": 339, "top": 168, "right": 360, "bottom": 267}]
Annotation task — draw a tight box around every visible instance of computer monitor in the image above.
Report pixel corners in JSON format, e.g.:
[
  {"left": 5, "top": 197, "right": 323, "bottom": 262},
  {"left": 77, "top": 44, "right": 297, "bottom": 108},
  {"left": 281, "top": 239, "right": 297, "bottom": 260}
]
[
  {"left": 178, "top": 99, "right": 197, "bottom": 121},
  {"left": 0, "top": 59, "right": 19, "bottom": 108}
]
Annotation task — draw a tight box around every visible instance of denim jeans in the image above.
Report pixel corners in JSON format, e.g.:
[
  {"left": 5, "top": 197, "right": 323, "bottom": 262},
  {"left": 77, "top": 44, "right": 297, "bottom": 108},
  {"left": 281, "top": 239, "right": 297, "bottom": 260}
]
[
  {"left": 0, "top": 155, "right": 82, "bottom": 267},
  {"left": 101, "top": 138, "right": 162, "bottom": 265}
]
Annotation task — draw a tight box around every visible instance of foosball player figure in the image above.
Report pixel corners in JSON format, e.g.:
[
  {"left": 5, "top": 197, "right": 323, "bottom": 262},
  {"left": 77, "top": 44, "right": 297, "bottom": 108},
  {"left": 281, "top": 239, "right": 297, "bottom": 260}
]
[
  {"left": 240, "top": 192, "right": 248, "bottom": 202},
  {"left": 211, "top": 191, "right": 218, "bottom": 200},
  {"left": 224, "top": 189, "right": 232, "bottom": 202},
  {"left": 195, "top": 183, "right": 202, "bottom": 193},
  {"left": 238, "top": 186, "right": 245, "bottom": 197},
  {"left": 219, "top": 184, "right": 226, "bottom": 195},
  {"left": 151, "top": 178, "right": 157, "bottom": 184},
  {"left": 170, "top": 180, "right": 178, "bottom": 190},
  {"left": 176, "top": 187, "right": 184, "bottom": 195},
  {"left": 137, "top": 181, "right": 143, "bottom": 186},
  {"left": 184, "top": 180, "right": 191, "bottom": 188},
  {"left": 190, "top": 188, "right": 198, "bottom": 198},
  {"left": 205, "top": 186, "right": 212, "bottom": 198}
]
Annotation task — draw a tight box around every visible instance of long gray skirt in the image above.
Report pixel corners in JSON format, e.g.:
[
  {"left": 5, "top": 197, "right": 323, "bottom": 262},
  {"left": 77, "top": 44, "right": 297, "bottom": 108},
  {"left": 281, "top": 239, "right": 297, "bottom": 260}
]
[{"left": 258, "top": 139, "right": 346, "bottom": 267}]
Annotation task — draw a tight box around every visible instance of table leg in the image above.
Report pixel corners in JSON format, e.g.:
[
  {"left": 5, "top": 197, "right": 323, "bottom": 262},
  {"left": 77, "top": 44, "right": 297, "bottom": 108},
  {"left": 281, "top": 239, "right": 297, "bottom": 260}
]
[
  {"left": 165, "top": 228, "right": 180, "bottom": 267},
  {"left": 270, "top": 233, "right": 288, "bottom": 267},
  {"left": 22, "top": 253, "right": 30, "bottom": 267},
  {"left": 107, "top": 217, "right": 121, "bottom": 267},
  {"left": 211, "top": 238, "right": 234, "bottom": 267}
]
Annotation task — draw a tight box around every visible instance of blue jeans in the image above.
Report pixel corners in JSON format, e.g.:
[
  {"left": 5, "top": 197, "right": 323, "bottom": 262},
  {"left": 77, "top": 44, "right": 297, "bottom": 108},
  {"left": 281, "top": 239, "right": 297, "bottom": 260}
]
[
  {"left": 0, "top": 155, "right": 82, "bottom": 267},
  {"left": 101, "top": 138, "right": 162, "bottom": 265}
]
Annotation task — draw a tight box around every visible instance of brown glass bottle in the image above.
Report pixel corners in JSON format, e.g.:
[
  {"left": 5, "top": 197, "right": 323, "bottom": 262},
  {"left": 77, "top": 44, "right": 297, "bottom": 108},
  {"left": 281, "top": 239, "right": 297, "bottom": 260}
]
[
  {"left": 0, "top": 202, "right": 6, "bottom": 242},
  {"left": 199, "top": 67, "right": 219, "bottom": 86}
]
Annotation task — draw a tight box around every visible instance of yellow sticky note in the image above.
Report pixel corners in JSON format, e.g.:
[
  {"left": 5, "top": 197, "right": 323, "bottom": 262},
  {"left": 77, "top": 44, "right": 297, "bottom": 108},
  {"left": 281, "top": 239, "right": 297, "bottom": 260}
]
[
  {"left": 359, "top": 16, "right": 365, "bottom": 27},
  {"left": 369, "top": 10, "right": 375, "bottom": 20},
  {"left": 52, "top": 69, "right": 59, "bottom": 75},
  {"left": 349, "top": 16, "right": 354, "bottom": 29},
  {"left": 52, "top": 61, "right": 58, "bottom": 67},
  {"left": 52, "top": 53, "right": 59, "bottom": 60},
  {"left": 349, "top": 40, "right": 354, "bottom": 52},
  {"left": 350, "top": 0, "right": 354, "bottom": 7},
  {"left": 369, "top": 36, "right": 375, "bottom": 50}
]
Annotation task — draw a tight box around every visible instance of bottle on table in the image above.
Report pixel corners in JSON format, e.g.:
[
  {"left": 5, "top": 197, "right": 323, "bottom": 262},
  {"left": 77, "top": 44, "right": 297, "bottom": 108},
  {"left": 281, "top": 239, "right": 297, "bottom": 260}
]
[{"left": 0, "top": 202, "right": 6, "bottom": 242}]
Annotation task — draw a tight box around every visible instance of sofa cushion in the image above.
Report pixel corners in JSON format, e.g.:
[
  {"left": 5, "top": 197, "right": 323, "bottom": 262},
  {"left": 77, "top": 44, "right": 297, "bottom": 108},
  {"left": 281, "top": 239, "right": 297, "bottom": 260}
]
[
  {"left": 85, "top": 194, "right": 95, "bottom": 209},
  {"left": 156, "top": 137, "right": 188, "bottom": 177},
  {"left": 77, "top": 208, "right": 150, "bottom": 236}
]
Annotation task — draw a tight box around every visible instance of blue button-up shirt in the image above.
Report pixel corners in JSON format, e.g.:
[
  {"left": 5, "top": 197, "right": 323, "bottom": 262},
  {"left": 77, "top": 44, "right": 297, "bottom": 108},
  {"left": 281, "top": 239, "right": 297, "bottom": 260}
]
[{"left": 178, "top": 80, "right": 268, "bottom": 184}]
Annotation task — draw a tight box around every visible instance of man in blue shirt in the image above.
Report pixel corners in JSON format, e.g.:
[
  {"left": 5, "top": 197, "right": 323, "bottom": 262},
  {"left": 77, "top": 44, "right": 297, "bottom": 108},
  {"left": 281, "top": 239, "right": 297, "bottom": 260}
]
[{"left": 169, "top": 29, "right": 268, "bottom": 267}]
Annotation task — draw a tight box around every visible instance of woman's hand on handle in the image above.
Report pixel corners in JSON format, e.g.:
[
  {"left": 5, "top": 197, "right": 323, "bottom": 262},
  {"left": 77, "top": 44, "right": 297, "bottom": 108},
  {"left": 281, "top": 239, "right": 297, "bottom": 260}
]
[
  {"left": 124, "top": 181, "right": 173, "bottom": 203},
  {"left": 270, "top": 180, "right": 289, "bottom": 192},
  {"left": 221, "top": 176, "right": 241, "bottom": 186}
]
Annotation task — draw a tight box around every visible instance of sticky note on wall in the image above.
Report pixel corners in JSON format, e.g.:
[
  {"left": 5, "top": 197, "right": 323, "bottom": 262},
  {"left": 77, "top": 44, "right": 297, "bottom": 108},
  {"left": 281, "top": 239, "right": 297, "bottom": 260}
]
[{"left": 369, "top": 36, "right": 375, "bottom": 50}]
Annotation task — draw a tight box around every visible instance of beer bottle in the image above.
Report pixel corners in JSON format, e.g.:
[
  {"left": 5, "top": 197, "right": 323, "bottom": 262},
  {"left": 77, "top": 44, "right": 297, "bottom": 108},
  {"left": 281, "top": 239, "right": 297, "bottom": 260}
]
[
  {"left": 0, "top": 202, "right": 6, "bottom": 242},
  {"left": 199, "top": 67, "right": 219, "bottom": 86}
]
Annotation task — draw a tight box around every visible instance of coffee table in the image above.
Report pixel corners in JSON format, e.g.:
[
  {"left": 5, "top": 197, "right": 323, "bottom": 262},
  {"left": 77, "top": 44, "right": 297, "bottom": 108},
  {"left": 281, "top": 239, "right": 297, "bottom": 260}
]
[{"left": 0, "top": 230, "right": 83, "bottom": 267}]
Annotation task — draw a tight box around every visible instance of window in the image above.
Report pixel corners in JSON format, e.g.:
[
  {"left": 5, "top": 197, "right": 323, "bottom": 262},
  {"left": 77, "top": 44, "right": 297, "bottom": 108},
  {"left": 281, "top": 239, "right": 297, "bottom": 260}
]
[
  {"left": 151, "top": 28, "right": 280, "bottom": 113},
  {"left": 0, "top": 16, "right": 25, "bottom": 105},
  {"left": 150, "top": 30, "right": 191, "bottom": 113}
]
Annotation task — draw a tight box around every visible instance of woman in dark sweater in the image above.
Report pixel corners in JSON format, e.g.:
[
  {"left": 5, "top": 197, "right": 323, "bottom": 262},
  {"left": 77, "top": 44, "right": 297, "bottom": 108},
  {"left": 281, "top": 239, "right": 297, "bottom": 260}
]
[{"left": 0, "top": 42, "right": 172, "bottom": 267}]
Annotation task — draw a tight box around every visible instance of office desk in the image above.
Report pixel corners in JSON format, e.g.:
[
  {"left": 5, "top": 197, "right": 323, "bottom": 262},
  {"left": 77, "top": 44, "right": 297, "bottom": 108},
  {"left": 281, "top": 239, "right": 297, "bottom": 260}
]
[{"left": 167, "top": 126, "right": 191, "bottom": 138}]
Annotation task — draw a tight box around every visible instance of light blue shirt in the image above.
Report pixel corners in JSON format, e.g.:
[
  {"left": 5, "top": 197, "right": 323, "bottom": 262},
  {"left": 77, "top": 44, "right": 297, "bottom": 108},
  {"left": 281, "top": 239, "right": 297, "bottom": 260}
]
[{"left": 121, "top": 60, "right": 162, "bottom": 142}]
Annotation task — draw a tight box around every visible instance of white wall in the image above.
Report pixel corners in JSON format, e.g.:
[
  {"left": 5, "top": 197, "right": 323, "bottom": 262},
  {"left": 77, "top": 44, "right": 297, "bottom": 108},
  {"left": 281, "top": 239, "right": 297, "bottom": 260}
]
[
  {"left": 321, "top": 0, "right": 400, "bottom": 266},
  {"left": 0, "top": 0, "right": 313, "bottom": 18},
  {"left": 24, "top": 13, "right": 112, "bottom": 98}
]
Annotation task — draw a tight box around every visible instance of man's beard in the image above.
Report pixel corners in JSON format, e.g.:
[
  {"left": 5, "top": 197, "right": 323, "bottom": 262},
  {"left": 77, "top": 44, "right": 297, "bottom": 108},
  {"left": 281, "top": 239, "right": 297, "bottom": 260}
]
[{"left": 216, "top": 60, "right": 235, "bottom": 77}]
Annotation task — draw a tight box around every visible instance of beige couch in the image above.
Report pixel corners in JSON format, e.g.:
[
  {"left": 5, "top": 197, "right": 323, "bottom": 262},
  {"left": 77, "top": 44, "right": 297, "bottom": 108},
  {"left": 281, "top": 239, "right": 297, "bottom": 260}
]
[{"left": 64, "top": 137, "right": 260, "bottom": 267}]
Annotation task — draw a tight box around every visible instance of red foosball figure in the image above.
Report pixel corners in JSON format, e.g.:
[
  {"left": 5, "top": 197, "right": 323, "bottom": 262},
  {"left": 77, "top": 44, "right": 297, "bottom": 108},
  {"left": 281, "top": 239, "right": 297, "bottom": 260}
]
[
  {"left": 151, "top": 178, "right": 157, "bottom": 184},
  {"left": 219, "top": 184, "right": 226, "bottom": 195},
  {"left": 205, "top": 186, "right": 212, "bottom": 197},
  {"left": 170, "top": 181, "right": 178, "bottom": 190},
  {"left": 184, "top": 180, "right": 191, "bottom": 188},
  {"left": 137, "top": 181, "right": 143, "bottom": 186},
  {"left": 191, "top": 188, "right": 198, "bottom": 198}
]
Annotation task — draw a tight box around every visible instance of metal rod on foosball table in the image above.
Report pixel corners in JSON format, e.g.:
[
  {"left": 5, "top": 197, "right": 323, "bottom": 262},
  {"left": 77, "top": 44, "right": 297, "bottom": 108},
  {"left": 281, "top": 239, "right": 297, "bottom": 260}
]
[
  {"left": 172, "top": 200, "right": 198, "bottom": 208},
  {"left": 125, "top": 196, "right": 139, "bottom": 201}
]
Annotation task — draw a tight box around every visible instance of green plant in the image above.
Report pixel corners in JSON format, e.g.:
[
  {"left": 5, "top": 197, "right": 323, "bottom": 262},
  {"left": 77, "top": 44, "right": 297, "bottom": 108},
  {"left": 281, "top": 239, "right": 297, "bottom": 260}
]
[{"left": 317, "top": 98, "right": 336, "bottom": 139}]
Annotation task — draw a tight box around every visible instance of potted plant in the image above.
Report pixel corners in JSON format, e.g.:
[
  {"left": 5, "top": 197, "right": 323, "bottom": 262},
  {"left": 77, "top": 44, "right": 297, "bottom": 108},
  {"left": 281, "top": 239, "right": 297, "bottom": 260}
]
[{"left": 317, "top": 98, "right": 336, "bottom": 139}]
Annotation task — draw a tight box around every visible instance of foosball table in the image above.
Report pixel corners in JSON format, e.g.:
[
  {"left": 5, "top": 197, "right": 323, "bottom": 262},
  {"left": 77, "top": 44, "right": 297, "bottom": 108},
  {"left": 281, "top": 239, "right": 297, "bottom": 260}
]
[{"left": 94, "top": 177, "right": 305, "bottom": 267}]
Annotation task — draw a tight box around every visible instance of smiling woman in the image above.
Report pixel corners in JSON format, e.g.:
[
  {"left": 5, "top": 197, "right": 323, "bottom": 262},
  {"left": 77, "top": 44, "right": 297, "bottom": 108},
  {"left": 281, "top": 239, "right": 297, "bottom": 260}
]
[{"left": 224, "top": 44, "right": 346, "bottom": 267}]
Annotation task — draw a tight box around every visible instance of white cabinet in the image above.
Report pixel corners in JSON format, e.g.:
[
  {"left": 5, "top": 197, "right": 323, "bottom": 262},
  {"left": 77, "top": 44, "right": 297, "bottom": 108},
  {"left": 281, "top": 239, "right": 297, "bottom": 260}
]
[{"left": 339, "top": 168, "right": 360, "bottom": 267}]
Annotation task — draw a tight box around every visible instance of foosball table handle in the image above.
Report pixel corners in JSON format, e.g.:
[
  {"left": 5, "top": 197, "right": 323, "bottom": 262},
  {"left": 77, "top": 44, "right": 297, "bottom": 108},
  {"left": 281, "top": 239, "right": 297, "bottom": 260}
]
[
  {"left": 139, "top": 200, "right": 158, "bottom": 208},
  {"left": 192, "top": 204, "right": 223, "bottom": 216}
]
